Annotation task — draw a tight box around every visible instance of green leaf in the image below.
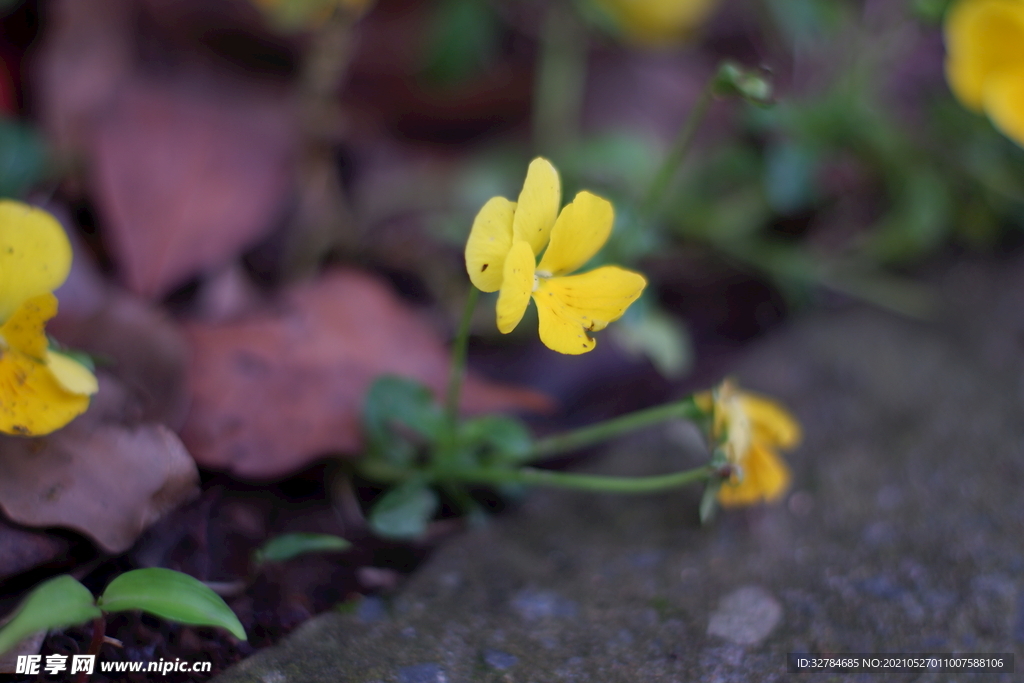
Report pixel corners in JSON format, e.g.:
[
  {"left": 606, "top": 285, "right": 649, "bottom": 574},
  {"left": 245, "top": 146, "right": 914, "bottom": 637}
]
[
  {"left": 0, "top": 118, "right": 47, "bottom": 198},
  {"left": 363, "top": 376, "right": 444, "bottom": 467},
  {"left": 253, "top": 533, "right": 351, "bottom": 567},
  {"left": 0, "top": 576, "right": 100, "bottom": 656},
  {"left": 368, "top": 480, "right": 439, "bottom": 539},
  {"left": 612, "top": 302, "right": 693, "bottom": 379},
  {"left": 97, "top": 568, "right": 246, "bottom": 640},
  {"left": 458, "top": 415, "right": 533, "bottom": 465}
]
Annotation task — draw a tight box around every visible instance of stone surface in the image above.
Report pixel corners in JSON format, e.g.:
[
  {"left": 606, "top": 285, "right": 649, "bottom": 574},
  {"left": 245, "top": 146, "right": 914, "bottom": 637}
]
[{"left": 213, "top": 258, "right": 1024, "bottom": 683}]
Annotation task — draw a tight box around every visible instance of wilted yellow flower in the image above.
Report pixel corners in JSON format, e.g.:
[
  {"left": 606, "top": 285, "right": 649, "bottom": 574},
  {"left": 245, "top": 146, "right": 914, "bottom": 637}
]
[
  {"left": 697, "top": 379, "right": 800, "bottom": 507},
  {"left": 465, "top": 158, "right": 646, "bottom": 355},
  {"left": 592, "top": 0, "right": 718, "bottom": 47},
  {"left": 944, "top": 0, "right": 1024, "bottom": 146},
  {"left": 0, "top": 201, "right": 97, "bottom": 436}
]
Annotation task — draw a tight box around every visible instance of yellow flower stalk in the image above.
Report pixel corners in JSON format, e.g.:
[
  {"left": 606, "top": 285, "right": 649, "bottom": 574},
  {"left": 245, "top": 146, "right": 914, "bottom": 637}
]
[
  {"left": 697, "top": 379, "right": 800, "bottom": 507},
  {"left": 593, "top": 0, "right": 718, "bottom": 47},
  {"left": 465, "top": 158, "right": 646, "bottom": 355},
  {"left": 0, "top": 201, "right": 97, "bottom": 436},
  {"left": 944, "top": 0, "right": 1024, "bottom": 146}
]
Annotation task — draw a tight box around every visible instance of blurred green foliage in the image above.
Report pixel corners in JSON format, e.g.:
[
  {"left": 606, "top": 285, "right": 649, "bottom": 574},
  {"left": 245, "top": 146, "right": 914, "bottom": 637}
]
[
  {"left": 412, "top": 0, "right": 1024, "bottom": 372},
  {"left": 0, "top": 118, "right": 47, "bottom": 199}
]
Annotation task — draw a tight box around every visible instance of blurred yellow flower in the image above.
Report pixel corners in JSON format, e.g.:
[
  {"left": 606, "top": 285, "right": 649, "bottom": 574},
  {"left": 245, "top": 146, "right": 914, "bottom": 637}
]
[
  {"left": 945, "top": 0, "right": 1024, "bottom": 146},
  {"left": 593, "top": 0, "right": 718, "bottom": 47},
  {"left": 251, "top": 0, "right": 373, "bottom": 31},
  {"left": 697, "top": 379, "right": 800, "bottom": 507},
  {"left": 465, "top": 158, "right": 646, "bottom": 355},
  {"left": 0, "top": 201, "right": 97, "bottom": 436}
]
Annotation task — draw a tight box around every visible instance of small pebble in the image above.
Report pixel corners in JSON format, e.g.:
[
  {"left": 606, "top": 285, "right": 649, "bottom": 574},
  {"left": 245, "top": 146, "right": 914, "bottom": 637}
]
[
  {"left": 483, "top": 649, "right": 518, "bottom": 670},
  {"left": 707, "top": 586, "right": 782, "bottom": 645},
  {"left": 511, "top": 589, "right": 578, "bottom": 620}
]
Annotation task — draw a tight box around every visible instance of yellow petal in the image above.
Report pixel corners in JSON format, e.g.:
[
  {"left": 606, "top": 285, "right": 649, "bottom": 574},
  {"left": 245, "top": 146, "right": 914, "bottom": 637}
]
[
  {"left": 512, "top": 158, "right": 561, "bottom": 256},
  {"left": 594, "top": 0, "right": 718, "bottom": 46},
  {"left": 537, "top": 191, "right": 614, "bottom": 277},
  {"left": 982, "top": 64, "right": 1024, "bottom": 148},
  {"left": 716, "top": 443, "right": 791, "bottom": 507},
  {"left": 0, "top": 348, "right": 90, "bottom": 436},
  {"left": 465, "top": 197, "right": 516, "bottom": 292},
  {"left": 1, "top": 293, "right": 57, "bottom": 360},
  {"left": 534, "top": 266, "right": 646, "bottom": 354},
  {"left": 739, "top": 392, "right": 801, "bottom": 449},
  {"left": 46, "top": 351, "right": 99, "bottom": 396},
  {"left": 496, "top": 240, "right": 535, "bottom": 334},
  {"left": 944, "top": 0, "right": 1024, "bottom": 111},
  {"left": 0, "top": 201, "right": 72, "bottom": 322}
]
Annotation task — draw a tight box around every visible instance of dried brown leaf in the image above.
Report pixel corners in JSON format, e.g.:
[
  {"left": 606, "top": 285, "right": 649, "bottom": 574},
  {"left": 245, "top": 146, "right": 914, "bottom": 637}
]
[
  {"left": 90, "top": 81, "right": 295, "bottom": 298},
  {"left": 0, "top": 376, "right": 200, "bottom": 553},
  {"left": 182, "top": 269, "right": 551, "bottom": 479},
  {"left": 50, "top": 227, "right": 191, "bottom": 428}
]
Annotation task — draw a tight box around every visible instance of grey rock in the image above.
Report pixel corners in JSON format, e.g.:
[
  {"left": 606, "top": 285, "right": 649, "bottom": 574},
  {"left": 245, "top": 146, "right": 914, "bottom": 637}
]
[
  {"left": 212, "top": 257, "right": 1024, "bottom": 682},
  {"left": 396, "top": 663, "right": 446, "bottom": 683}
]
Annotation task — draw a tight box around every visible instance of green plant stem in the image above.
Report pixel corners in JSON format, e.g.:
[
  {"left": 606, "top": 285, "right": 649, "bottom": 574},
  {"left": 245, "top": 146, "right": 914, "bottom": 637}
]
[
  {"left": 532, "top": 2, "right": 587, "bottom": 154},
  {"left": 641, "top": 75, "right": 718, "bottom": 215},
  {"left": 444, "top": 287, "right": 480, "bottom": 430},
  {"left": 524, "top": 396, "right": 703, "bottom": 461},
  {"left": 438, "top": 463, "right": 715, "bottom": 493}
]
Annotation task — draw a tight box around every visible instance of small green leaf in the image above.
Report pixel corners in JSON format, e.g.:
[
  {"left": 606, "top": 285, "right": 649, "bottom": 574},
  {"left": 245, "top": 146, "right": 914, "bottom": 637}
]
[
  {"left": 458, "top": 415, "right": 533, "bottom": 465},
  {"left": 612, "top": 303, "right": 693, "bottom": 379},
  {"left": 253, "top": 533, "right": 352, "bottom": 567},
  {"left": 363, "top": 376, "right": 444, "bottom": 467},
  {"left": 699, "top": 478, "right": 724, "bottom": 526},
  {"left": 369, "top": 480, "right": 439, "bottom": 539},
  {"left": 0, "top": 576, "right": 100, "bottom": 656},
  {"left": 97, "top": 569, "right": 246, "bottom": 641}
]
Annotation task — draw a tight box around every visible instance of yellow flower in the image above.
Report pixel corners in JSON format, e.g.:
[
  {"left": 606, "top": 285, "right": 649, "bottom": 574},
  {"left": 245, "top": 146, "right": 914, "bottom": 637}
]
[
  {"left": 697, "top": 379, "right": 801, "bottom": 507},
  {"left": 945, "top": 0, "right": 1024, "bottom": 146},
  {"left": 592, "top": 0, "right": 718, "bottom": 47},
  {"left": 465, "top": 158, "right": 646, "bottom": 355},
  {"left": 251, "top": 0, "right": 373, "bottom": 31},
  {"left": 0, "top": 201, "right": 98, "bottom": 436}
]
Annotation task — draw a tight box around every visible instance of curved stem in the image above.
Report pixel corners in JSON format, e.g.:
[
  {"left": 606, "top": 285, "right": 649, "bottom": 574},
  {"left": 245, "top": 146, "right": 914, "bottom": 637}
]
[
  {"left": 444, "top": 287, "right": 480, "bottom": 429},
  {"left": 438, "top": 463, "right": 715, "bottom": 493},
  {"left": 75, "top": 615, "right": 105, "bottom": 683},
  {"left": 523, "top": 396, "right": 702, "bottom": 461},
  {"left": 641, "top": 75, "right": 717, "bottom": 216}
]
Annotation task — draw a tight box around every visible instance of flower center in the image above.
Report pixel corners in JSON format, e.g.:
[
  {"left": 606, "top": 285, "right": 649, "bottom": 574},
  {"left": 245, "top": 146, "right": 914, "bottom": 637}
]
[{"left": 533, "top": 269, "right": 552, "bottom": 293}]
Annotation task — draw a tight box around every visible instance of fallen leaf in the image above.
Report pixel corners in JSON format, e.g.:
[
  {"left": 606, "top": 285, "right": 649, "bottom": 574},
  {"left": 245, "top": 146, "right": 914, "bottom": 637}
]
[
  {"left": 50, "top": 224, "right": 191, "bottom": 428},
  {"left": 90, "top": 81, "right": 295, "bottom": 298},
  {"left": 0, "top": 375, "right": 200, "bottom": 553},
  {"left": 181, "top": 269, "right": 551, "bottom": 479},
  {"left": 0, "top": 518, "right": 71, "bottom": 582}
]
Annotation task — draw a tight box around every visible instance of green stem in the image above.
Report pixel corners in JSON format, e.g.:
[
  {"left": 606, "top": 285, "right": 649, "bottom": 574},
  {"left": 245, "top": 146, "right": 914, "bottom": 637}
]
[
  {"left": 524, "top": 396, "right": 703, "bottom": 461},
  {"left": 438, "top": 463, "right": 715, "bottom": 493},
  {"left": 532, "top": 2, "right": 588, "bottom": 154},
  {"left": 444, "top": 287, "right": 480, "bottom": 430},
  {"left": 641, "top": 74, "right": 718, "bottom": 215}
]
